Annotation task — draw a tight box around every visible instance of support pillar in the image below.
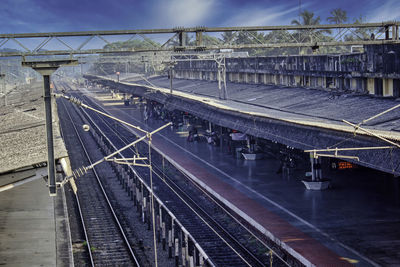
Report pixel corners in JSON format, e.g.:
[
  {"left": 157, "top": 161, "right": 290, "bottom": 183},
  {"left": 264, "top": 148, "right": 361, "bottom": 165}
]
[
  {"left": 302, "top": 152, "right": 330, "bottom": 190},
  {"left": 22, "top": 59, "right": 77, "bottom": 196},
  {"left": 175, "top": 237, "right": 179, "bottom": 267},
  {"left": 170, "top": 66, "right": 173, "bottom": 94},
  {"left": 43, "top": 75, "right": 56, "bottom": 195},
  {"left": 216, "top": 57, "right": 227, "bottom": 100},
  {"left": 310, "top": 152, "right": 316, "bottom": 181}
]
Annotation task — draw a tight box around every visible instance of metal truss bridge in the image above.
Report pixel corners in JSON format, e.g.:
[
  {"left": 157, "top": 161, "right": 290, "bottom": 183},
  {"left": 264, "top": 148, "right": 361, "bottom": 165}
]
[{"left": 0, "top": 22, "right": 399, "bottom": 57}]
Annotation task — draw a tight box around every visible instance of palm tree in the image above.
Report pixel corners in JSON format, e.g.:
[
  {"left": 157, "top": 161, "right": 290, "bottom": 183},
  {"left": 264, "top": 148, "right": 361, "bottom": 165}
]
[
  {"left": 327, "top": 8, "right": 348, "bottom": 24},
  {"left": 291, "top": 10, "right": 322, "bottom": 26},
  {"left": 291, "top": 10, "right": 331, "bottom": 53}
]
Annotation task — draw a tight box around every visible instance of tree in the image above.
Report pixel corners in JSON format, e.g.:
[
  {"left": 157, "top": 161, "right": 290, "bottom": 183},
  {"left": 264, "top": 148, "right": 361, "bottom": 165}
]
[
  {"left": 327, "top": 8, "right": 348, "bottom": 24},
  {"left": 345, "top": 15, "right": 375, "bottom": 41},
  {"left": 291, "top": 10, "right": 332, "bottom": 54},
  {"left": 291, "top": 10, "right": 323, "bottom": 27},
  {"left": 201, "top": 34, "right": 221, "bottom": 46},
  {"left": 220, "top": 32, "right": 237, "bottom": 44}
]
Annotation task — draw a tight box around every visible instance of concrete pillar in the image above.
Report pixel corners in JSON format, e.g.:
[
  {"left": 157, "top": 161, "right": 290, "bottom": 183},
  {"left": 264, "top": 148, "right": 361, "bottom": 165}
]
[
  {"left": 182, "top": 233, "right": 186, "bottom": 267},
  {"left": 351, "top": 78, "right": 357, "bottom": 91},
  {"left": 199, "top": 254, "right": 204, "bottom": 267},
  {"left": 295, "top": 75, "right": 301, "bottom": 86},
  {"left": 175, "top": 237, "right": 179, "bottom": 267},
  {"left": 158, "top": 206, "right": 162, "bottom": 243},
  {"left": 310, "top": 153, "right": 316, "bottom": 181},
  {"left": 316, "top": 158, "right": 322, "bottom": 180},
  {"left": 184, "top": 233, "right": 189, "bottom": 264},
  {"left": 170, "top": 218, "right": 175, "bottom": 258},
  {"left": 142, "top": 197, "right": 146, "bottom": 224},
  {"left": 168, "top": 229, "right": 173, "bottom": 258},
  {"left": 367, "top": 78, "right": 375, "bottom": 94},
  {"left": 310, "top": 153, "right": 323, "bottom": 181},
  {"left": 134, "top": 186, "right": 139, "bottom": 207},
  {"left": 162, "top": 222, "right": 166, "bottom": 250},
  {"left": 156, "top": 214, "right": 160, "bottom": 242},
  {"left": 383, "top": 78, "right": 394, "bottom": 96},
  {"left": 385, "top": 26, "right": 390, "bottom": 40}
]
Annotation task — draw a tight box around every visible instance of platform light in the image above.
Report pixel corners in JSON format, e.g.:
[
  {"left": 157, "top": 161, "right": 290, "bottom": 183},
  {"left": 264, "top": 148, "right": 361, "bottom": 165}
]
[{"left": 82, "top": 124, "right": 90, "bottom": 131}]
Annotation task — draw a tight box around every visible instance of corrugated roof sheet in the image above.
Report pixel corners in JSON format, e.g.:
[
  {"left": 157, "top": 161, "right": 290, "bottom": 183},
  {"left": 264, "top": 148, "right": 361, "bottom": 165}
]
[
  {"left": 131, "top": 76, "right": 400, "bottom": 133},
  {"left": 0, "top": 83, "right": 68, "bottom": 174}
]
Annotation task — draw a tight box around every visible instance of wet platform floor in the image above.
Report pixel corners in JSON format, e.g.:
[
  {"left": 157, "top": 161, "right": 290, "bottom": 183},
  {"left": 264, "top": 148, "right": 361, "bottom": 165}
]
[{"left": 86, "top": 90, "right": 400, "bottom": 266}]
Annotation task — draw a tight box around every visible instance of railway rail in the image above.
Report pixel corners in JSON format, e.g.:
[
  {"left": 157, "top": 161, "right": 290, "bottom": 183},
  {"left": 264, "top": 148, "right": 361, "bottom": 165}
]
[
  {"left": 58, "top": 95, "right": 141, "bottom": 266},
  {"left": 56, "top": 81, "right": 299, "bottom": 266}
]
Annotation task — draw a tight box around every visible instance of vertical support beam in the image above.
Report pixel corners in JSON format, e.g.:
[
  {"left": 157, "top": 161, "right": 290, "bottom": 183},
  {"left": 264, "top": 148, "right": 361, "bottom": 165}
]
[
  {"left": 310, "top": 152, "right": 316, "bottom": 182},
  {"left": 143, "top": 197, "right": 147, "bottom": 223},
  {"left": 162, "top": 222, "right": 166, "bottom": 250},
  {"left": 385, "top": 26, "right": 390, "bottom": 40},
  {"left": 316, "top": 157, "right": 322, "bottom": 180},
  {"left": 196, "top": 31, "right": 203, "bottom": 46},
  {"left": 148, "top": 137, "right": 159, "bottom": 267},
  {"left": 199, "top": 254, "right": 204, "bottom": 267},
  {"left": 217, "top": 65, "right": 222, "bottom": 99},
  {"left": 223, "top": 57, "right": 227, "bottom": 99},
  {"left": 175, "top": 237, "right": 180, "bottom": 267},
  {"left": 43, "top": 75, "right": 56, "bottom": 195},
  {"left": 216, "top": 57, "right": 227, "bottom": 100},
  {"left": 170, "top": 66, "right": 173, "bottom": 94},
  {"left": 21, "top": 59, "right": 77, "bottom": 196},
  {"left": 184, "top": 232, "right": 189, "bottom": 265},
  {"left": 182, "top": 232, "right": 186, "bottom": 267},
  {"left": 162, "top": 156, "right": 165, "bottom": 181},
  {"left": 179, "top": 32, "right": 185, "bottom": 47},
  {"left": 168, "top": 229, "right": 173, "bottom": 258}
]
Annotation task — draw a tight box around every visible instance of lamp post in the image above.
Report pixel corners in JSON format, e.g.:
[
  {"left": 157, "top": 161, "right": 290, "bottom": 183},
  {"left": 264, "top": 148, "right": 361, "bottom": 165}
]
[{"left": 22, "top": 59, "right": 78, "bottom": 196}]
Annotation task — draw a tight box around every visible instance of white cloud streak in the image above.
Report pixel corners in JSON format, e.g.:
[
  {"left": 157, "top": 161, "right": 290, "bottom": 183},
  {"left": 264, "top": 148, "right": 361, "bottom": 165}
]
[
  {"left": 367, "top": 0, "right": 400, "bottom": 22},
  {"left": 221, "top": 3, "right": 311, "bottom": 27},
  {"left": 155, "top": 0, "right": 216, "bottom": 27}
]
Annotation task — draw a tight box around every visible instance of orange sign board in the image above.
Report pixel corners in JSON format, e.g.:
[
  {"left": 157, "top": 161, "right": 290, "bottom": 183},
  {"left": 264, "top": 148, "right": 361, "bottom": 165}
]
[{"left": 338, "top": 161, "right": 357, "bottom": 170}]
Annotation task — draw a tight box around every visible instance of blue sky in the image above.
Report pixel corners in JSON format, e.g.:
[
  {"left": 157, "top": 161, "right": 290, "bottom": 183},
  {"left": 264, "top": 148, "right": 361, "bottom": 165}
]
[{"left": 0, "top": 0, "right": 399, "bottom": 33}]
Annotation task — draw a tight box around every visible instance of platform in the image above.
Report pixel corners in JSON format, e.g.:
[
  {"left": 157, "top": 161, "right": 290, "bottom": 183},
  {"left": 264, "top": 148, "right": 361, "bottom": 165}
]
[
  {"left": 80, "top": 87, "right": 400, "bottom": 266},
  {"left": 85, "top": 74, "right": 400, "bottom": 177},
  {"left": 0, "top": 82, "right": 73, "bottom": 266},
  {"left": 0, "top": 177, "right": 73, "bottom": 266}
]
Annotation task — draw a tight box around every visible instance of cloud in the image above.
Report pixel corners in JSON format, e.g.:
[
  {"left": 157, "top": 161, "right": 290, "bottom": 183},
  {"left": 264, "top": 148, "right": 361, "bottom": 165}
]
[
  {"left": 367, "top": 0, "right": 400, "bottom": 22},
  {"left": 155, "top": 0, "right": 216, "bottom": 27},
  {"left": 221, "top": 3, "right": 309, "bottom": 27}
]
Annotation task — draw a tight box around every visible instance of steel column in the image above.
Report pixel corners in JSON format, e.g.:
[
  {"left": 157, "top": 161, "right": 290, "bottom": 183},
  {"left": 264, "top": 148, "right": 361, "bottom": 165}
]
[
  {"left": 22, "top": 59, "right": 78, "bottom": 196},
  {"left": 43, "top": 75, "right": 56, "bottom": 195}
]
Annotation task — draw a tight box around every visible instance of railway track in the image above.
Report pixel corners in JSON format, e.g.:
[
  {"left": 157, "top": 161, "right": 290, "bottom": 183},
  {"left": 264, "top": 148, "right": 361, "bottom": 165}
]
[
  {"left": 57, "top": 83, "right": 295, "bottom": 266},
  {"left": 58, "top": 96, "right": 141, "bottom": 266}
]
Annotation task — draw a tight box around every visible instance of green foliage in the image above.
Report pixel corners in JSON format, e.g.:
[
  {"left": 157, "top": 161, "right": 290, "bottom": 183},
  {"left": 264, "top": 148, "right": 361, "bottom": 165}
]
[
  {"left": 344, "top": 15, "right": 376, "bottom": 41},
  {"left": 201, "top": 34, "right": 222, "bottom": 46},
  {"left": 92, "top": 8, "right": 369, "bottom": 63},
  {"left": 327, "top": 8, "right": 348, "bottom": 24},
  {"left": 291, "top": 10, "right": 322, "bottom": 26},
  {"left": 104, "top": 39, "right": 160, "bottom": 51}
]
